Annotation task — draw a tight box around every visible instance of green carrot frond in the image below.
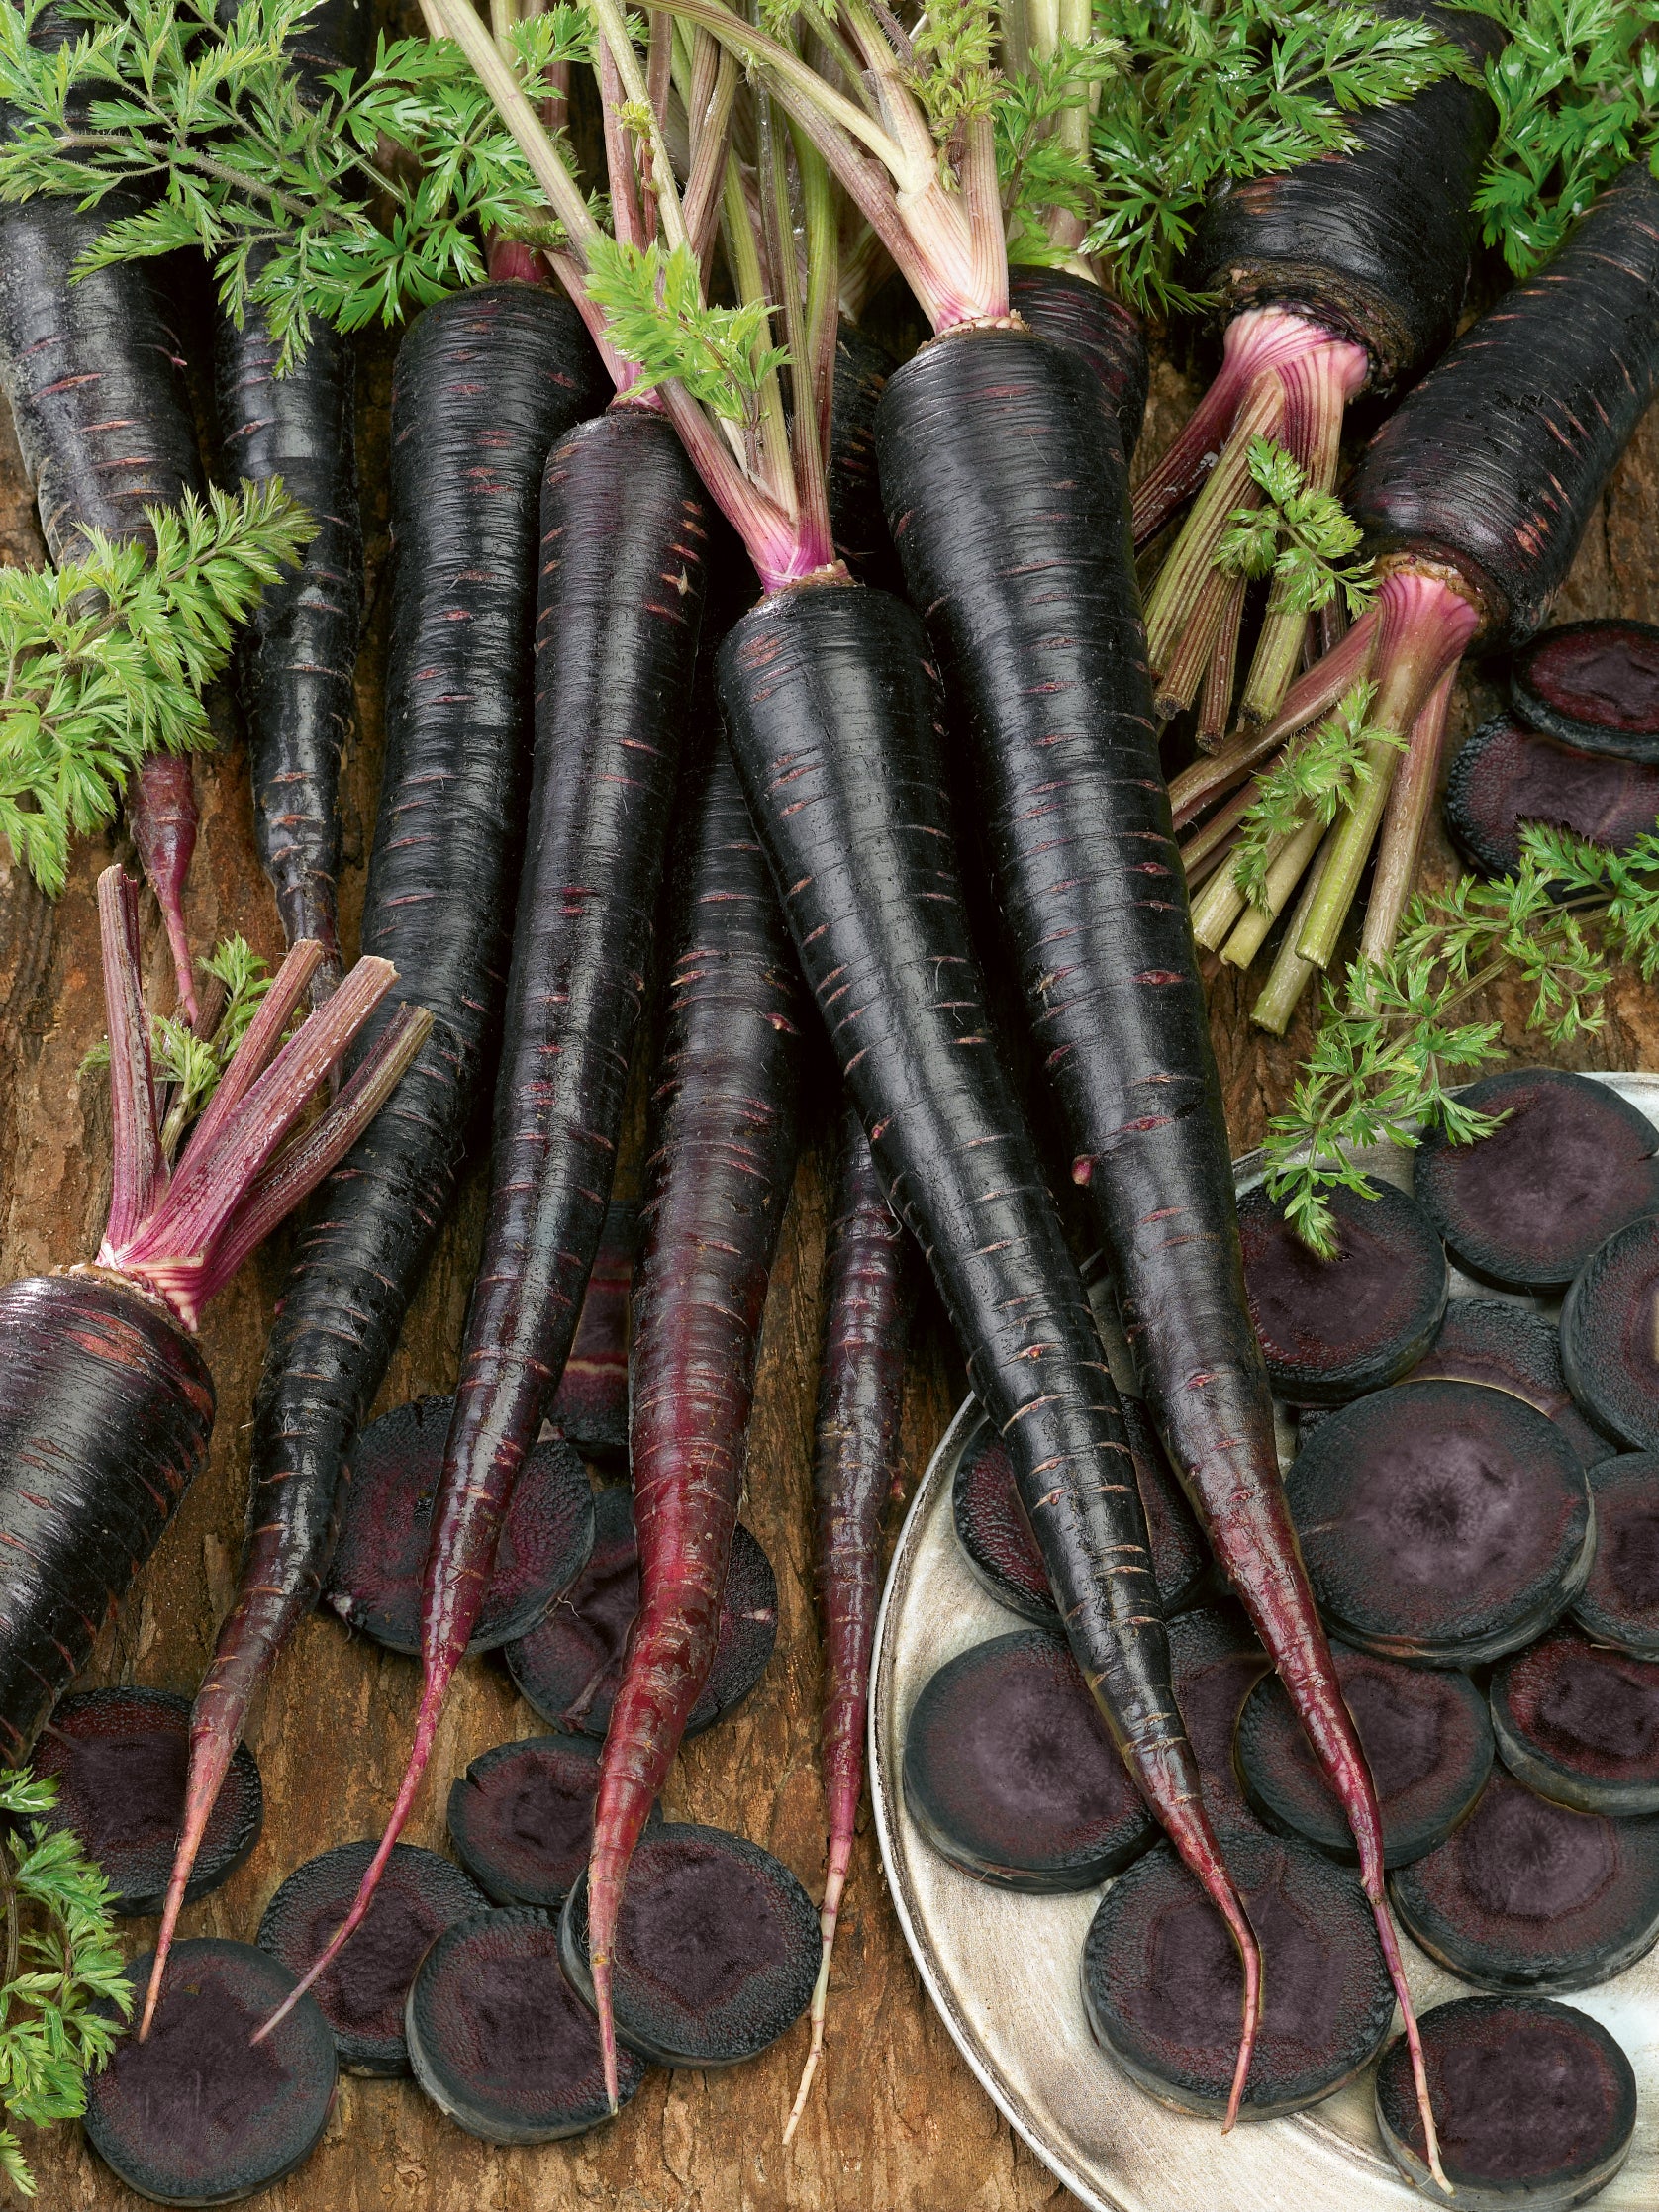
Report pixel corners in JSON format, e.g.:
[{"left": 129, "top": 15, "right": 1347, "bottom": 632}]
[
  {"left": 1216, "top": 436, "right": 1378, "bottom": 617},
  {"left": 0, "top": 1770, "right": 130, "bottom": 2196},
  {"left": 0, "top": 0, "right": 590, "bottom": 368},
  {"left": 1457, "top": 0, "right": 1659, "bottom": 275},
  {"left": 82, "top": 933, "right": 274, "bottom": 1143},
  {"left": 1081, "top": 0, "right": 1462, "bottom": 316},
  {"left": 1229, "top": 681, "right": 1399, "bottom": 910},
  {"left": 911, "top": 0, "right": 1002, "bottom": 139},
  {"left": 0, "top": 481, "right": 313, "bottom": 898},
  {"left": 583, "top": 235, "right": 789, "bottom": 425},
  {"left": 998, "top": 35, "right": 1123, "bottom": 264},
  {"left": 1262, "top": 814, "right": 1659, "bottom": 1250}
]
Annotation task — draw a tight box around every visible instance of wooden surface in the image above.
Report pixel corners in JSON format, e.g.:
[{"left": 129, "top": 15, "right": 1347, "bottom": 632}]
[{"left": 3, "top": 310, "right": 1657, "bottom": 2211}]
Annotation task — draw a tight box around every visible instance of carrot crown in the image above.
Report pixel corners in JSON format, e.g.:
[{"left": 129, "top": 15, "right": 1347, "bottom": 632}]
[{"left": 91, "top": 868, "right": 431, "bottom": 1331}]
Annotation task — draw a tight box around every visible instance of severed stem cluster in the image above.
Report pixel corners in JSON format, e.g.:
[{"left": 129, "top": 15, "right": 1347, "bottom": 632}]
[{"left": 92, "top": 868, "right": 432, "bottom": 1333}]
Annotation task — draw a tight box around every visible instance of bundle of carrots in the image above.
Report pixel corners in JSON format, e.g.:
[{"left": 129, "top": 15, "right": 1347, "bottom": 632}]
[{"left": 0, "top": 0, "right": 1653, "bottom": 2185}]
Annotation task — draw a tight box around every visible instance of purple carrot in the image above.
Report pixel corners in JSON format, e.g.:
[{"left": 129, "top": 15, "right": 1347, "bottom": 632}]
[{"left": 785, "top": 1108, "right": 912, "bottom": 2142}]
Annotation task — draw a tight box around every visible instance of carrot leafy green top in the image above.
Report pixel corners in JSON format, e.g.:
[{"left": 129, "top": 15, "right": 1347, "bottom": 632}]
[
  {"left": 0, "top": 0, "right": 599, "bottom": 368},
  {"left": 1262, "top": 818, "right": 1659, "bottom": 1254},
  {"left": 0, "top": 1769, "right": 130, "bottom": 2202},
  {"left": 0, "top": 483, "right": 312, "bottom": 897},
  {"left": 1460, "top": 0, "right": 1659, "bottom": 274},
  {"left": 1076, "top": 0, "right": 1463, "bottom": 314}
]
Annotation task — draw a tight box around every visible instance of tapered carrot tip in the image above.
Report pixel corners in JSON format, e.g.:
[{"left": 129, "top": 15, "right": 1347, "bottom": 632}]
[
  {"left": 1220, "top": 1924, "right": 1261, "bottom": 2132},
  {"left": 594, "top": 1952, "right": 619, "bottom": 2113},
  {"left": 781, "top": 1925, "right": 833, "bottom": 2145},
  {"left": 1370, "top": 1894, "right": 1446, "bottom": 2187}
]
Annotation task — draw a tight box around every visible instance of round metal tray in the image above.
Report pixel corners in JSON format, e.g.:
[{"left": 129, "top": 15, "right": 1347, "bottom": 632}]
[{"left": 869, "top": 1070, "right": 1659, "bottom": 2211}]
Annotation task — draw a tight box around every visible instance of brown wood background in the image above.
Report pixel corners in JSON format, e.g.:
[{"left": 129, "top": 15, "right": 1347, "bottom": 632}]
[{"left": 2, "top": 308, "right": 1656, "bottom": 2211}]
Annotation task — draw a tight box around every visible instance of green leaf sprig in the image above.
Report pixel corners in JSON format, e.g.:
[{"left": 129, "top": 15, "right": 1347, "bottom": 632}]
[
  {"left": 1460, "top": 0, "right": 1659, "bottom": 277},
  {"left": 581, "top": 236, "right": 789, "bottom": 432},
  {"left": 0, "top": 1770, "right": 130, "bottom": 2200},
  {"left": 1079, "top": 0, "right": 1461, "bottom": 316},
  {"left": 1216, "top": 436, "right": 1379, "bottom": 619},
  {"left": 1229, "top": 680, "right": 1402, "bottom": 911},
  {"left": 85, "top": 935, "right": 276, "bottom": 1155},
  {"left": 0, "top": 481, "right": 313, "bottom": 898},
  {"left": 0, "top": 0, "right": 599, "bottom": 369},
  {"left": 1263, "top": 816, "right": 1659, "bottom": 1253},
  {"left": 998, "top": 34, "right": 1125, "bottom": 267}
]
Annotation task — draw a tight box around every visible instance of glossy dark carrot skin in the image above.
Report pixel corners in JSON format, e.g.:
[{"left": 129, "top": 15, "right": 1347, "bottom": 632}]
[
  {"left": 877, "top": 324, "right": 1426, "bottom": 2134},
  {"left": 179, "top": 285, "right": 604, "bottom": 1893},
  {"left": 827, "top": 323, "right": 901, "bottom": 594},
  {"left": 585, "top": 735, "right": 804, "bottom": 2094},
  {"left": 1353, "top": 164, "right": 1659, "bottom": 643},
  {"left": 1009, "top": 266, "right": 1148, "bottom": 459},
  {"left": 221, "top": 0, "right": 370, "bottom": 995},
  {"left": 717, "top": 576, "right": 1258, "bottom": 2117},
  {"left": 812, "top": 1111, "right": 911, "bottom": 1899},
  {"left": 427, "top": 402, "right": 709, "bottom": 1705},
  {"left": 0, "top": 1276, "right": 214, "bottom": 1760},
  {"left": 1189, "top": 3, "right": 1500, "bottom": 387},
  {"left": 786, "top": 1107, "right": 913, "bottom": 2134},
  {"left": 0, "top": 187, "right": 206, "bottom": 1008}
]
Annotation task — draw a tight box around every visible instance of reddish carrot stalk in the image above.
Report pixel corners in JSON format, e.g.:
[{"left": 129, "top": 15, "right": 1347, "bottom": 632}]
[
  {"left": 785, "top": 1111, "right": 913, "bottom": 2142},
  {"left": 0, "top": 867, "right": 428, "bottom": 1761}
]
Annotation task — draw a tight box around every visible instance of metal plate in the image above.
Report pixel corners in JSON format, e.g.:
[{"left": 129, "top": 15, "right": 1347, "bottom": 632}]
[{"left": 870, "top": 1070, "right": 1659, "bottom": 2211}]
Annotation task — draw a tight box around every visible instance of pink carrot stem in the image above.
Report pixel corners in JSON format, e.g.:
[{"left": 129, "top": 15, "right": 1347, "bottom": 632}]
[
  {"left": 97, "top": 868, "right": 163, "bottom": 1251},
  {"left": 129, "top": 754, "right": 200, "bottom": 1024}
]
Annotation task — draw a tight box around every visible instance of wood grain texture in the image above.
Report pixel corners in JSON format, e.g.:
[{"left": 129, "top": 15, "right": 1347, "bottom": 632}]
[{"left": 5, "top": 315, "right": 1657, "bottom": 2209}]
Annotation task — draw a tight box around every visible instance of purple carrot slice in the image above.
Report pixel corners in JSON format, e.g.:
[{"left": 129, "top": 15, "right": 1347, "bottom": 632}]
[
  {"left": 256, "top": 1840, "right": 486, "bottom": 2075},
  {"left": 1389, "top": 1765, "right": 1659, "bottom": 1993},
  {"left": 560, "top": 1822, "right": 818, "bottom": 2070},
  {"left": 902, "top": 1629, "right": 1157, "bottom": 1891},
  {"left": 1561, "top": 1215, "right": 1659, "bottom": 1450},
  {"left": 85, "top": 1938, "right": 337, "bottom": 2204},
  {"left": 1237, "top": 1175, "right": 1447, "bottom": 1405},
  {"left": 33, "top": 1686, "right": 261, "bottom": 1917},
  {"left": 407, "top": 1905, "right": 644, "bottom": 2143},
  {"left": 322, "top": 1395, "right": 593, "bottom": 1656},
  {"left": 1491, "top": 1626, "right": 1659, "bottom": 1819},
  {"left": 1284, "top": 1381, "right": 1593, "bottom": 1666},
  {"left": 447, "top": 1734, "right": 657, "bottom": 1909},
  {"left": 1512, "top": 620, "right": 1659, "bottom": 763},
  {"left": 546, "top": 1202, "right": 635, "bottom": 1465},
  {"left": 1081, "top": 1831, "right": 1394, "bottom": 2121},
  {"left": 951, "top": 1401, "right": 1208, "bottom": 1625},
  {"left": 1407, "top": 1297, "right": 1614, "bottom": 1471},
  {"left": 503, "top": 1488, "right": 777, "bottom": 1739},
  {"left": 1415, "top": 1070, "right": 1659, "bottom": 1294},
  {"left": 1375, "top": 1994, "right": 1637, "bottom": 2209},
  {"left": 1572, "top": 1453, "right": 1659, "bottom": 1656},
  {"left": 1444, "top": 712, "right": 1659, "bottom": 879},
  {"left": 1235, "top": 1644, "right": 1492, "bottom": 1868}
]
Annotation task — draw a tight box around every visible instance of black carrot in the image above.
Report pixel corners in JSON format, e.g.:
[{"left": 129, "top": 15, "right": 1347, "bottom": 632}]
[
  {"left": 784, "top": 1108, "right": 912, "bottom": 2140},
  {"left": 141, "top": 280, "right": 604, "bottom": 2036},
  {"left": 220, "top": 0, "right": 372, "bottom": 1000},
  {"left": 585, "top": 736, "right": 803, "bottom": 2103},
  {"left": 247, "top": 399, "right": 714, "bottom": 2034},
  {"left": 717, "top": 579, "right": 1261, "bottom": 2128},
  {"left": 0, "top": 867, "right": 427, "bottom": 1760},
  {"left": 0, "top": 183, "right": 210, "bottom": 1012}
]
